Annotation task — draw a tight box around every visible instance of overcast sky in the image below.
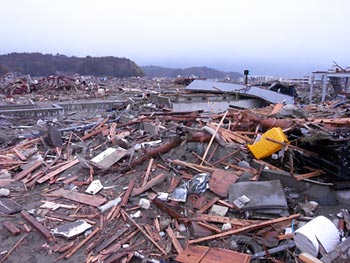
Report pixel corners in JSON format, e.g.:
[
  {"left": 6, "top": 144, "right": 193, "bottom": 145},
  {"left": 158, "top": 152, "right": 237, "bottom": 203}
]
[{"left": 1, "top": 0, "right": 349, "bottom": 76}]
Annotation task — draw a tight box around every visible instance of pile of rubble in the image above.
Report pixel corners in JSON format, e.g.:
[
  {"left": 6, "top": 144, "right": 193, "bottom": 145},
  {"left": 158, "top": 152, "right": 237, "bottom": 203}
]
[{"left": 1, "top": 76, "right": 350, "bottom": 263}]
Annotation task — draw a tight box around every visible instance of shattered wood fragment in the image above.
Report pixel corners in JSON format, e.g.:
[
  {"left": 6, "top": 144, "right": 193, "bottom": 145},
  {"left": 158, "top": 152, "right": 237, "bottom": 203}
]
[
  {"left": 166, "top": 226, "right": 183, "bottom": 254},
  {"left": 121, "top": 209, "right": 167, "bottom": 255},
  {"left": 168, "top": 176, "right": 181, "bottom": 193},
  {"left": 121, "top": 179, "right": 135, "bottom": 207},
  {"left": 209, "top": 170, "right": 239, "bottom": 197},
  {"left": 131, "top": 173, "right": 165, "bottom": 197},
  {"left": 3, "top": 220, "right": 21, "bottom": 235},
  {"left": 20, "top": 210, "right": 52, "bottom": 240},
  {"left": 37, "top": 158, "right": 79, "bottom": 184},
  {"left": 51, "top": 188, "right": 107, "bottom": 207},
  {"left": 197, "top": 197, "right": 220, "bottom": 214},
  {"left": 64, "top": 227, "right": 100, "bottom": 259},
  {"left": 144, "top": 224, "right": 161, "bottom": 242},
  {"left": 189, "top": 214, "right": 300, "bottom": 244}
]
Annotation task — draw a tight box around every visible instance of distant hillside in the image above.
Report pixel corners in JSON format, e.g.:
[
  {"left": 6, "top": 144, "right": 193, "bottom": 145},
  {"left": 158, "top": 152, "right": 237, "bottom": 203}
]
[
  {"left": 0, "top": 52, "right": 144, "bottom": 77},
  {"left": 142, "top": 65, "right": 243, "bottom": 79}
]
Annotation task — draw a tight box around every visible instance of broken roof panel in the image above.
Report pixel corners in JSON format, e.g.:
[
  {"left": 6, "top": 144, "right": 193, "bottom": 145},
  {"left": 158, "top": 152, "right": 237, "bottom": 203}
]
[{"left": 186, "top": 79, "right": 294, "bottom": 104}]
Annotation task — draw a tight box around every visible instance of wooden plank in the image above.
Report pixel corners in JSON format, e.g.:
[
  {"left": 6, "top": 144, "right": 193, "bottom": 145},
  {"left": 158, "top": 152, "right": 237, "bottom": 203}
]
[
  {"left": 3, "top": 221, "right": 21, "bottom": 235},
  {"left": 197, "top": 222, "right": 221, "bottom": 233},
  {"left": 121, "top": 179, "right": 135, "bottom": 207},
  {"left": 166, "top": 226, "right": 183, "bottom": 254},
  {"left": 51, "top": 188, "right": 107, "bottom": 207},
  {"left": 209, "top": 170, "right": 239, "bottom": 197},
  {"left": 201, "top": 111, "right": 228, "bottom": 164},
  {"left": 37, "top": 158, "right": 79, "bottom": 184},
  {"left": 197, "top": 197, "right": 220, "bottom": 214},
  {"left": 21, "top": 210, "right": 52, "bottom": 240},
  {"left": 94, "top": 226, "right": 129, "bottom": 253},
  {"left": 175, "top": 246, "right": 251, "bottom": 263},
  {"left": 82, "top": 126, "right": 108, "bottom": 140},
  {"left": 65, "top": 227, "right": 100, "bottom": 259},
  {"left": 189, "top": 214, "right": 300, "bottom": 244},
  {"left": 122, "top": 210, "right": 167, "bottom": 255},
  {"left": 299, "top": 252, "right": 324, "bottom": 263},
  {"left": 0, "top": 235, "right": 26, "bottom": 263},
  {"left": 131, "top": 173, "right": 165, "bottom": 197},
  {"left": 14, "top": 160, "right": 42, "bottom": 181},
  {"left": 294, "top": 170, "right": 323, "bottom": 181},
  {"left": 142, "top": 158, "right": 154, "bottom": 187}
]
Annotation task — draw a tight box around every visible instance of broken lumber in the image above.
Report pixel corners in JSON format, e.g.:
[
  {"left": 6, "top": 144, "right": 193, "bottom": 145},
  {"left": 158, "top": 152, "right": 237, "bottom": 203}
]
[
  {"left": 3, "top": 221, "right": 21, "bottom": 235},
  {"left": 166, "top": 226, "right": 183, "bottom": 254},
  {"left": 14, "top": 160, "right": 42, "bottom": 181},
  {"left": 121, "top": 210, "right": 167, "bottom": 255},
  {"left": 189, "top": 214, "right": 300, "bottom": 244},
  {"left": 121, "top": 179, "right": 135, "bottom": 207},
  {"left": 51, "top": 188, "right": 107, "bottom": 207},
  {"left": 21, "top": 210, "right": 52, "bottom": 240},
  {"left": 131, "top": 173, "right": 165, "bottom": 197},
  {"left": 65, "top": 227, "right": 100, "bottom": 259},
  {"left": 37, "top": 158, "right": 79, "bottom": 184}
]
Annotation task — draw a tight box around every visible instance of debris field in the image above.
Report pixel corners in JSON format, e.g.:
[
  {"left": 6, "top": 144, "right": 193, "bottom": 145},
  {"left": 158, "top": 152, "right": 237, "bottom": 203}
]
[{"left": 1, "top": 74, "right": 350, "bottom": 263}]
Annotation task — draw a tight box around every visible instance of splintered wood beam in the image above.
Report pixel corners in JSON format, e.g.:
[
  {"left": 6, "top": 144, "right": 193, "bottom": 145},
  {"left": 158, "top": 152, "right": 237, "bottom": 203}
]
[
  {"left": 189, "top": 214, "right": 301, "bottom": 244},
  {"left": 21, "top": 210, "right": 52, "bottom": 241},
  {"left": 121, "top": 210, "right": 167, "bottom": 255}
]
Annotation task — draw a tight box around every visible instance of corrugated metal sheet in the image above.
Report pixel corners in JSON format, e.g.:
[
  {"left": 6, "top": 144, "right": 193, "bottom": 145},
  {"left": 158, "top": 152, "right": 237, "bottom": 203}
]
[{"left": 186, "top": 79, "right": 294, "bottom": 104}]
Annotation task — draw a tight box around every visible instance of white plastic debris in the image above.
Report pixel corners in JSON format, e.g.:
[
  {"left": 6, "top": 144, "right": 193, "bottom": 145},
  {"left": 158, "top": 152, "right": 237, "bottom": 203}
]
[
  {"left": 178, "top": 224, "right": 187, "bottom": 232},
  {"left": 85, "top": 179, "right": 103, "bottom": 195},
  {"left": 156, "top": 192, "right": 169, "bottom": 201},
  {"left": 139, "top": 198, "right": 151, "bottom": 209},
  {"left": 0, "top": 188, "right": 10, "bottom": 197},
  {"left": 222, "top": 223, "right": 232, "bottom": 231},
  {"left": 131, "top": 210, "right": 141, "bottom": 218}
]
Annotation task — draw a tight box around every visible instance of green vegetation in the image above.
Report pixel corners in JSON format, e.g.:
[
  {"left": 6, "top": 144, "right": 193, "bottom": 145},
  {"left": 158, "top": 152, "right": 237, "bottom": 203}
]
[{"left": 0, "top": 52, "right": 144, "bottom": 77}]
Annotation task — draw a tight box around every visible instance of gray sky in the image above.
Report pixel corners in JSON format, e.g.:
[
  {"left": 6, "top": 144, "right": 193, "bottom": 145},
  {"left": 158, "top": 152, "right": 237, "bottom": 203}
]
[{"left": 1, "top": 0, "right": 349, "bottom": 77}]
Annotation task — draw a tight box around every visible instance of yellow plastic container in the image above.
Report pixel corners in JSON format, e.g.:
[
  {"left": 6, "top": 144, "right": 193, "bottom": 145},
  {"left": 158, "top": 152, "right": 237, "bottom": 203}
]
[{"left": 248, "top": 127, "right": 288, "bottom": 159}]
